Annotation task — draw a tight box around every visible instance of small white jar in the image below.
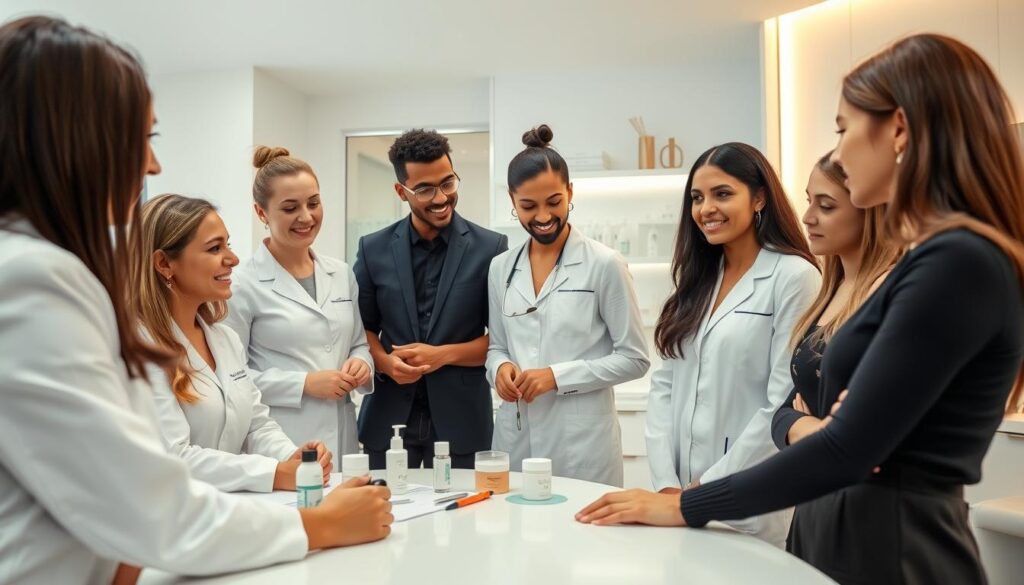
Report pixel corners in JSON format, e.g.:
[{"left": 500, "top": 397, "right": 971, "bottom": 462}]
[
  {"left": 521, "top": 458, "right": 552, "bottom": 501},
  {"left": 341, "top": 453, "right": 369, "bottom": 481}
]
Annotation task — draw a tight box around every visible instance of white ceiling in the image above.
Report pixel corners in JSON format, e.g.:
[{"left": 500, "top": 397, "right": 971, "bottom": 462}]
[{"left": 3, "top": 0, "right": 821, "bottom": 95}]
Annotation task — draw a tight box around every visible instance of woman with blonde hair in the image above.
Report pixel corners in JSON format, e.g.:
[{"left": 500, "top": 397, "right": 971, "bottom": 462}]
[
  {"left": 772, "top": 151, "right": 898, "bottom": 448},
  {"left": 131, "top": 194, "right": 332, "bottom": 493},
  {"left": 580, "top": 33, "right": 1024, "bottom": 585}
]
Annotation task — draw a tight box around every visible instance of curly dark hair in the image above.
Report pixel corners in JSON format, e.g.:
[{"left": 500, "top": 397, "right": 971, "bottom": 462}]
[{"left": 388, "top": 129, "right": 453, "bottom": 184}]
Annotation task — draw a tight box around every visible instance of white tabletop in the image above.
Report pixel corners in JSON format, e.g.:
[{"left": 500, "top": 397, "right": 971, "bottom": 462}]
[{"left": 141, "top": 469, "right": 834, "bottom": 585}]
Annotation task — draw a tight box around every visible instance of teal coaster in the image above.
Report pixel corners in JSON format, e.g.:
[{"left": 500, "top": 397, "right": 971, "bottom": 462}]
[{"left": 506, "top": 493, "right": 568, "bottom": 506}]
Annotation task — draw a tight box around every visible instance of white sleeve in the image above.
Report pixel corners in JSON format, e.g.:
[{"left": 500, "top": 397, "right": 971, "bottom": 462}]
[
  {"left": 224, "top": 282, "right": 307, "bottom": 409},
  {"left": 0, "top": 255, "right": 307, "bottom": 574},
  {"left": 485, "top": 258, "right": 515, "bottom": 387},
  {"left": 700, "top": 262, "right": 821, "bottom": 484},
  {"left": 346, "top": 268, "right": 375, "bottom": 395},
  {"left": 149, "top": 363, "right": 285, "bottom": 493},
  {"left": 551, "top": 254, "right": 650, "bottom": 394},
  {"left": 645, "top": 359, "right": 682, "bottom": 491}
]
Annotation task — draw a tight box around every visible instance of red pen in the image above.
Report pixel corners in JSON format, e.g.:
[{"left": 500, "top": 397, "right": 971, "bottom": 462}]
[{"left": 445, "top": 490, "right": 493, "bottom": 510}]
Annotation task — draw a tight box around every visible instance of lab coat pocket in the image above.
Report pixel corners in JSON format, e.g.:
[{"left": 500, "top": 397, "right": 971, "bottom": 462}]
[
  {"left": 563, "top": 413, "right": 621, "bottom": 469},
  {"left": 551, "top": 290, "right": 597, "bottom": 338},
  {"left": 492, "top": 402, "right": 519, "bottom": 452}
]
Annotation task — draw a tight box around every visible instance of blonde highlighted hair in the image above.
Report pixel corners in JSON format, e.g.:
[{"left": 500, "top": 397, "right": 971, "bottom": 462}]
[
  {"left": 791, "top": 152, "right": 899, "bottom": 349},
  {"left": 129, "top": 194, "right": 227, "bottom": 403}
]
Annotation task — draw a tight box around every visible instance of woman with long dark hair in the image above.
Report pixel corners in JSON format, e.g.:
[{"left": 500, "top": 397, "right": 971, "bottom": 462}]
[
  {"left": 579, "top": 34, "right": 1024, "bottom": 585},
  {"left": 0, "top": 16, "right": 391, "bottom": 584},
  {"left": 642, "top": 142, "right": 820, "bottom": 547}
]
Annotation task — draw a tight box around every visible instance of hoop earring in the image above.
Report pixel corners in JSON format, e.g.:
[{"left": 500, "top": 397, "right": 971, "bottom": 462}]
[
  {"left": 263, "top": 222, "right": 269, "bottom": 230},
  {"left": 755, "top": 209, "right": 762, "bottom": 228},
  {"left": 568, "top": 202, "right": 575, "bottom": 211},
  {"left": 511, "top": 209, "right": 518, "bottom": 219}
]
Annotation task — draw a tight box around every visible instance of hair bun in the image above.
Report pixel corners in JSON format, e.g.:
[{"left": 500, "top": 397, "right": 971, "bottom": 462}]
[
  {"left": 522, "top": 124, "right": 554, "bottom": 148},
  {"left": 253, "top": 145, "right": 290, "bottom": 168}
]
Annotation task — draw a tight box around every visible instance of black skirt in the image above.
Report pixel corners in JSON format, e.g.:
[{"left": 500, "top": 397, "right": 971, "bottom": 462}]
[{"left": 787, "top": 466, "right": 986, "bottom": 585}]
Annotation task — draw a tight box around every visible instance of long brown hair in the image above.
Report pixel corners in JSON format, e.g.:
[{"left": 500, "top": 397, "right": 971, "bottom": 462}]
[
  {"left": 655, "top": 143, "right": 818, "bottom": 359},
  {"left": 129, "top": 195, "right": 226, "bottom": 403},
  {"left": 791, "top": 152, "right": 899, "bottom": 348},
  {"left": 842, "top": 33, "right": 1024, "bottom": 411},
  {"left": 0, "top": 16, "right": 169, "bottom": 377}
]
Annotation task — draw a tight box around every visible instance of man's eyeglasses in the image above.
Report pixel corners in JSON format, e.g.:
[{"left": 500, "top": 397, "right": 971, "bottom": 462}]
[{"left": 399, "top": 176, "right": 460, "bottom": 201}]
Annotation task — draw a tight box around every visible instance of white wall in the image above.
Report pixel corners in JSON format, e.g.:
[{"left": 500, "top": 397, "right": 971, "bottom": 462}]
[
  {"left": 492, "top": 55, "right": 765, "bottom": 214},
  {"left": 305, "top": 81, "right": 491, "bottom": 259},
  {"left": 773, "top": 0, "right": 1024, "bottom": 217},
  {"left": 148, "top": 68, "right": 257, "bottom": 258},
  {"left": 252, "top": 68, "right": 310, "bottom": 252}
]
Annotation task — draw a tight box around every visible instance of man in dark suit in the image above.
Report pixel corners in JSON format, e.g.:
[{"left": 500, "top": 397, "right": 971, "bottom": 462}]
[{"left": 354, "top": 129, "right": 508, "bottom": 469}]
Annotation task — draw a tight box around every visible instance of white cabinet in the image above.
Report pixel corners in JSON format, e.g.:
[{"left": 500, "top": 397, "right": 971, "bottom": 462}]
[{"left": 966, "top": 415, "right": 1024, "bottom": 504}]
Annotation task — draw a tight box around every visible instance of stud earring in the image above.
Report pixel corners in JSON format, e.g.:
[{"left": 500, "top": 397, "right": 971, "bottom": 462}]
[
  {"left": 165, "top": 280, "right": 173, "bottom": 289},
  {"left": 896, "top": 151, "right": 904, "bottom": 165}
]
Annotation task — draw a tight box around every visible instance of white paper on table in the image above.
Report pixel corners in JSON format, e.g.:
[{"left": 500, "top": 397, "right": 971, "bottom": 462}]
[
  {"left": 388, "top": 484, "right": 449, "bottom": 522},
  {"left": 233, "top": 479, "right": 448, "bottom": 522}
]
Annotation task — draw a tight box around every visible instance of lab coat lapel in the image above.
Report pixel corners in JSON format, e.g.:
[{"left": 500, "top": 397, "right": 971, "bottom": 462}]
[
  {"left": 510, "top": 241, "right": 537, "bottom": 306},
  {"left": 390, "top": 223, "right": 421, "bottom": 341},
  {"left": 311, "top": 251, "right": 335, "bottom": 310},
  {"left": 425, "top": 216, "right": 468, "bottom": 340},
  {"left": 202, "top": 321, "right": 248, "bottom": 452},
  {"left": 701, "top": 248, "right": 777, "bottom": 341},
  {"left": 254, "top": 241, "right": 324, "bottom": 317}
]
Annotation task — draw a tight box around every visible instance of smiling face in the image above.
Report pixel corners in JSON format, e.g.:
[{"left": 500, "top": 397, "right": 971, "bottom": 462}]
[
  {"left": 509, "top": 168, "right": 572, "bottom": 245},
  {"left": 396, "top": 155, "right": 458, "bottom": 236},
  {"left": 157, "top": 211, "right": 238, "bottom": 304},
  {"left": 255, "top": 171, "right": 322, "bottom": 250},
  {"left": 689, "top": 164, "right": 763, "bottom": 246},
  {"left": 802, "top": 166, "right": 864, "bottom": 257}
]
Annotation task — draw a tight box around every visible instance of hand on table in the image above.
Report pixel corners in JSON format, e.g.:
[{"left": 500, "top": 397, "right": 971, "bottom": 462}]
[{"left": 576, "top": 489, "right": 686, "bottom": 527}]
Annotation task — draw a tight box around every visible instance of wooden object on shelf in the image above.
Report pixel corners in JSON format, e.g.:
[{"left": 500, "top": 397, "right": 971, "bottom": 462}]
[
  {"left": 639, "top": 135, "right": 656, "bottom": 169},
  {"left": 660, "top": 137, "right": 684, "bottom": 169}
]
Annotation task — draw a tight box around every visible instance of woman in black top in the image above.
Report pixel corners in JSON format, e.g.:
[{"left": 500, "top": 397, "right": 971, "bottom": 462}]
[
  {"left": 772, "top": 152, "right": 897, "bottom": 450},
  {"left": 578, "top": 34, "right": 1024, "bottom": 585}
]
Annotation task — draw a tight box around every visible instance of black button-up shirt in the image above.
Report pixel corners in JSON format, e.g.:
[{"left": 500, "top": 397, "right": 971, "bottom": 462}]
[{"left": 407, "top": 218, "right": 450, "bottom": 411}]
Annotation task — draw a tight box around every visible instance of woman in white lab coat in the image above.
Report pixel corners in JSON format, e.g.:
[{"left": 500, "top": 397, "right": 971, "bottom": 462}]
[
  {"left": 0, "top": 16, "right": 390, "bottom": 585},
  {"left": 225, "top": 147, "right": 373, "bottom": 458},
  {"left": 131, "top": 194, "right": 332, "bottom": 493},
  {"left": 486, "top": 125, "right": 650, "bottom": 487},
  {"left": 643, "top": 143, "right": 820, "bottom": 547}
]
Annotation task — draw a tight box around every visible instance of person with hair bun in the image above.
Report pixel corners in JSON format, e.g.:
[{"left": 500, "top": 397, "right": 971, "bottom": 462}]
[
  {"left": 224, "top": 146, "right": 373, "bottom": 458},
  {"left": 486, "top": 124, "right": 650, "bottom": 486}
]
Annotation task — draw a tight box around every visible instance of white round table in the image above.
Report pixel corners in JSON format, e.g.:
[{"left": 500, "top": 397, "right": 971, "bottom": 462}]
[{"left": 140, "top": 469, "right": 835, "bottom": 584}]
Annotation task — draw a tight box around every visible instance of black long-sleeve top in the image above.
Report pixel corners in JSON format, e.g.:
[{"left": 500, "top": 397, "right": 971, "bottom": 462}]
[
  {"left": 771, "top": 325, "right": 827, "bottom": 449},
  {"left": 682, "top": 230, "right": 1024, "bottom": 526}
]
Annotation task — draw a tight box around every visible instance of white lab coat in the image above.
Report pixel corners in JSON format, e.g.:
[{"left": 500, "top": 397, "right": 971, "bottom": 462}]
[
  {"left": 486, "top": 227, "right": 650, "bottom": 487},
  {"left": 225, "top": 241, "right": 373, "bottom": 457},
  {"left": 0, "top": 219, "right": 307, "bottom": 585},
  {"left": 645, "top": 248, "right": 820, "bottom": 548},
  {"left": 148, "top": 319, "right": 298, "bottom": 493}
]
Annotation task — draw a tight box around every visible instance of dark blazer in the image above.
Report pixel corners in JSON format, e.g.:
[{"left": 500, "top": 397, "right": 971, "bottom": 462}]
[{"left": 353, "top": 212, "right": 508, "bottom": 454}]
